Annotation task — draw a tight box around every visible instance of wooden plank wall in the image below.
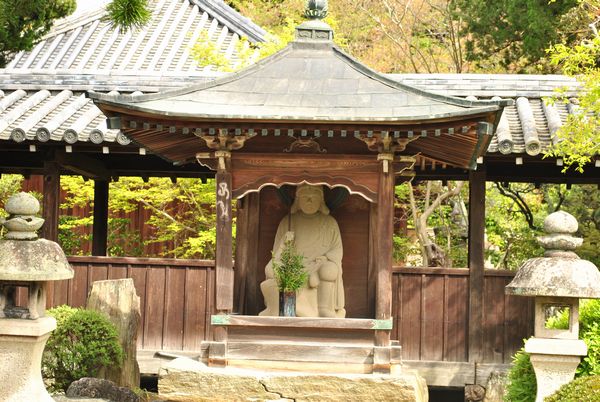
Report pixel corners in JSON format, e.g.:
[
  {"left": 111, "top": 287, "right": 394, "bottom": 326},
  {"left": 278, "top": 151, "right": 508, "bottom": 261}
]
[
  {"left": 392, "top": 267, "right": 533, "bottom": 364},
  {"left": 54, "top": 256, "right": 215, "bottom": 351}
]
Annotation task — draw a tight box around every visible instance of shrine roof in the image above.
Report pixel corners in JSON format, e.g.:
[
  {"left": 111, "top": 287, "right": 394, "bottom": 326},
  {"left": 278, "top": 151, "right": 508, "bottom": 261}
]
[{"left": 89, "top": 21, "right": 509, "bottom": 124}]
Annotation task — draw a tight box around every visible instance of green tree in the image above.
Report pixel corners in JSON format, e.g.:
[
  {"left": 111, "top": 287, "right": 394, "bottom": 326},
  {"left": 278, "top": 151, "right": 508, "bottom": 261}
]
[
  {"left": 0, "top": 0, "right": 76, "bottom": 67},
  {"left": 545, "top": 24, "right": 600, "bottom": 172},
  {"left": 0, "top": 0, "right": 154, "bottom": 68},
  {"left": 60, "top": 176, "right": 222, "bottom": 259},
  {"left": 452, "top": 0, "right": 584, "bottom": 72}
]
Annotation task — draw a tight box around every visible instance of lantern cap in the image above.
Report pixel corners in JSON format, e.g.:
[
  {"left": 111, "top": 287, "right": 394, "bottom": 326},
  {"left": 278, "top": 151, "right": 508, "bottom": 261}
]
[{"left": 506, "top": 211, "right": 600, "bottom": 298}]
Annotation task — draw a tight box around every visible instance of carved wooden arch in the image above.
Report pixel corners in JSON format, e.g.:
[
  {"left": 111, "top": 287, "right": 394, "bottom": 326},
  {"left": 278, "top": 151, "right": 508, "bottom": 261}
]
[{"left": 233, "top": 176, "right": 377, "bottom": 203}]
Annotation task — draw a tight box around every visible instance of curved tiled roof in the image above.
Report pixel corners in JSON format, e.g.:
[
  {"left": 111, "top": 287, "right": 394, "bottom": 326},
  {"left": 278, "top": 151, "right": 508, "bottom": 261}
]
[
  {"left": 4, "top": 0, "right": 265, "bottom": 74},
  {"left": 0, "top": 75, "right": 581, "bottom": 152}
]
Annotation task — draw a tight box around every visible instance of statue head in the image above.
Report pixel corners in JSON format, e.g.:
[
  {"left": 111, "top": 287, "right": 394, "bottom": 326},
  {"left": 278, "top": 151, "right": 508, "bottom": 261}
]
[{"left": 291, "top": 184, "right": 330, "bottom": 215}]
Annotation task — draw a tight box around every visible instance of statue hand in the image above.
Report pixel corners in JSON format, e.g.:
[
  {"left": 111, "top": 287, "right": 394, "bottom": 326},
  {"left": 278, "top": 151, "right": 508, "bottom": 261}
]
[
  {"left": 283, "top": 231, "right": 294, "bottom": 243},
  {"left": 314, "top": 256, "right": 328, "bottom": 265}
]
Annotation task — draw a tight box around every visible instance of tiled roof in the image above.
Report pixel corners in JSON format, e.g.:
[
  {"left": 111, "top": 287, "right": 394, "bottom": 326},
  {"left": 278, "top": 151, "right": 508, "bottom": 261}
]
[
  {"left": 4, "top": 0, "right": 265, "bottom": 75},
  {"left": 392, "top": 74, "right": 579, "bottom": 156},
  {"left": 90, "top": 43, "right": 506, "bottom": 123}
]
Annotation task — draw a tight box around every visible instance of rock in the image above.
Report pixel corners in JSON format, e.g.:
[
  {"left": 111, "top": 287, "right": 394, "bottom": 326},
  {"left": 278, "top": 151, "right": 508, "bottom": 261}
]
[
  {"left": 66, "top": 378, "right": 139, "bottom": 402},
  {"left": 261, "top": 371, "right": 428, "bottom": 402},
  {"left": 158, "top": 358, "right": 428, "bottom": 402},
  {"left": 87, "top": 279, "right": 141, "bottom": 389},
  {"left": 483, "top": 371, "right": 508, "bottom": 402},
  {"left": 465, "top": 384, "right": 486, "bottom": 401},
  {"left": 159, "top": 359, "right": 281, "bottom": 402}
]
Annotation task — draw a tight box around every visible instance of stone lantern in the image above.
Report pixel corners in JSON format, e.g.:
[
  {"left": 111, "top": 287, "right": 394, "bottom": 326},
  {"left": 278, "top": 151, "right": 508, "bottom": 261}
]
[
  {"left": 0, "top": 192, "right": 74, "bottom": 402},
  {"left": 506, "top": 211, "right": 600, "bottom": 402}
]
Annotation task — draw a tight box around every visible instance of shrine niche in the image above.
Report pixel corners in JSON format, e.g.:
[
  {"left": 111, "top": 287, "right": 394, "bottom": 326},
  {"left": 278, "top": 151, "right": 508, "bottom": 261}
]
[{"left": 90, "top": 1, "right": 509, "bottom": 375}]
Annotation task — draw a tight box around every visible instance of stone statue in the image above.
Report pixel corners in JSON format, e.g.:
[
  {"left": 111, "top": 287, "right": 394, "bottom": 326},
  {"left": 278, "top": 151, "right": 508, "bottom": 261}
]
[{"left": 259, "top": 184, "right": 345, "bottom": 318}]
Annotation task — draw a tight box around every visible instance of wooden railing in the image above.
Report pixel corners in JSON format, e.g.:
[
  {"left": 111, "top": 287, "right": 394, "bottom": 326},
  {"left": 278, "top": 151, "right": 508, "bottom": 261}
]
[{"left": 51, "top": 257, "right": 532, "bottom": 363}]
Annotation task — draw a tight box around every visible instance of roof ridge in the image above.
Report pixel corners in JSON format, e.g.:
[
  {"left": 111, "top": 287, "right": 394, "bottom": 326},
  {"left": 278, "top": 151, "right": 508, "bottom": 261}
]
[
  {"left": 191, "top": 0, "right": 266, "bottom": 42},
  {"left": 328, "top": 45, "right": 511, "bottom": 108},
  {"left": 44, "top": 7, "right": 108, "bottom": 39}
]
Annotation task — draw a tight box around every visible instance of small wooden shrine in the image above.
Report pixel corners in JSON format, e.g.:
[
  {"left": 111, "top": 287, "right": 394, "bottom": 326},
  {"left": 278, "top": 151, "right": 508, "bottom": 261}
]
[{"left": 90, "top": 3, "right": 509, "bottom": 374}]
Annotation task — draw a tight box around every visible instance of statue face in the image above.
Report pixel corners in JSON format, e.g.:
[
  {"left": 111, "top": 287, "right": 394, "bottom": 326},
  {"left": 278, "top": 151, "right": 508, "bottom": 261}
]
[{"left": 296, "top": 186, "right": 322, "bottom": 215}]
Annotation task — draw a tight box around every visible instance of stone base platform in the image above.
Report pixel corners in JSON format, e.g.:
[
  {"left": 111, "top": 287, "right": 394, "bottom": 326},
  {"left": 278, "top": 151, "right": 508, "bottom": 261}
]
[{"left": 159, "top": 357, "right": 428, "bottom": 402}]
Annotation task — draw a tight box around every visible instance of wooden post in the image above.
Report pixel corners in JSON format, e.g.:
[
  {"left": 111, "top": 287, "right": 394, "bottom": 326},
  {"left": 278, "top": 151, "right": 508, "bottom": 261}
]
[
  {"left": 468, "top": 168, "right": 486, "bottom": 363},
  {"left": 41, "top": 161, "right": 59, "bottom": 308},
  {"left": 375, "top": 156, "right": 394, "bottom": 349},
  {"left": 92, "top": 179, "right": 109, "bottom": 256},
  {"left": 214, "top": 152, "right": 234, "bottom": 343}
]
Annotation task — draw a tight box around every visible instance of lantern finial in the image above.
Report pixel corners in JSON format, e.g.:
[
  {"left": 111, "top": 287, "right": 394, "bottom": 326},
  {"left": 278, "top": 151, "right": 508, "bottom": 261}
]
[{"left": 305, "top": 0, "right": 328, "bottom": 20}]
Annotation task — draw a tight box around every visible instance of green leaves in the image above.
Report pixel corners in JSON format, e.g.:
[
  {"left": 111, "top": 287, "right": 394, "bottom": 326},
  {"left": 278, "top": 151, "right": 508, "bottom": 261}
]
[
  {"left": 0, "top": 0, "right": 76, "bottom": 67},
  {"left": 105, "top": 0, "right": 151, "bottom": 31},
  {"left": 43, "top": 306, "right": 123, "bottom": 392},
  {"left": 272, "top": 240, "right": 308, "bottom": 292}
]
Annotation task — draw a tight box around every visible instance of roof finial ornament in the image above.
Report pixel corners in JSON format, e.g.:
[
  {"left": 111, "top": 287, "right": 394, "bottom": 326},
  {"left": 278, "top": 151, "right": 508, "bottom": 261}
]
[{"left": 305, "top": 0, "right": 328, "bottom": 20}]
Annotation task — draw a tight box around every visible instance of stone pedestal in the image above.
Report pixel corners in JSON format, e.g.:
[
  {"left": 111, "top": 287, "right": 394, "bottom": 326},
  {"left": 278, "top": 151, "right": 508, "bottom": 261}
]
[
  {"left": 159, "top": 357, "right": 428, "bottom": 402},
  {"left": 525, "top": 338, "right": 587, "bottom": 402},
  {"left": 0, "top": 317, "right": 56, "bottom": 402}
]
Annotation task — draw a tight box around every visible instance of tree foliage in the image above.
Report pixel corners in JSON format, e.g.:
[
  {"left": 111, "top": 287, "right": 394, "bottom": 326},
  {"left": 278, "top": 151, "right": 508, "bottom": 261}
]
[
  {"left": 452, "top": 0, "right": 583, "bottom": 72},
  {"left": 105, "top": 0, "right": 151, "bottom": 31},
  {"left": 0, "top": 0, "right": 76, "bottom": 67},
  {"left": 546, "top": 33, "right": 600, "bottom": 172}
]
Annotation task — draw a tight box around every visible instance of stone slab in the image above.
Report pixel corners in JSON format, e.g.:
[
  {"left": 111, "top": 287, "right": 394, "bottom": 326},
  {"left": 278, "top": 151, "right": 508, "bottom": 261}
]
[
  {"left": 159, "top": 358, "right": 428, "bottom": 402},
  {"left": 0, "top": 316, "right": 56, "bottom": 336}
]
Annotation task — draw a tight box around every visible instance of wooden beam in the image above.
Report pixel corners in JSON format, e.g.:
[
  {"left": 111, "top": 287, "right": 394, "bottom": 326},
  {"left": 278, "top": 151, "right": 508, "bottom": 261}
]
[
  {"left": 54, "top": 151, "right": 110, "bottom": 180},
  {"left": 468, "top": 168, "right": 486, "bottom": 363},
  {"left": 92, "top": 180, "right": 109, "bottom": 256},
  {"left": 375, "top": 158, "right": 394, "bottom": 349},
  {"left": 211, "top": 314, "right": 392, "bottom": 330}
]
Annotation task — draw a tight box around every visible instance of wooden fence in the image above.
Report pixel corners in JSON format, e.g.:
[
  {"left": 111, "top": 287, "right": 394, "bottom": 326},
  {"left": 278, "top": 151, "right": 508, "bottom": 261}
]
[
  {"left": 392, "top": 267, "right": 532, "bottom": 365},
  {"left": 51, "top": 256, "right": 214, "bottom": 351},
  {"left": 48, "top": 257, "right": 531, "bottom": 364}
]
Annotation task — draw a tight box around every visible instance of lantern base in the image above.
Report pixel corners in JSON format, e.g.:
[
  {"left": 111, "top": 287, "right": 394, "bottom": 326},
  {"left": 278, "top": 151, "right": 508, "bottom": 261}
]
[
  {"left": 525, "top": 338, "right": 587, "bottom": 402},
  {"left": 0, "top": 317, "right": 56, "bottom": 402}
]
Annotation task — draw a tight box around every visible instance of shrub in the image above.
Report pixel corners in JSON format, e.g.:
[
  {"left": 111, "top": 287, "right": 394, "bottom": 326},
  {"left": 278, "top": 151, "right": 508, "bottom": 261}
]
[
  {"left": 504, "top": 347, "right": 537, "bottom": 402},
  {"left": 545, "top": 375, "right": 600, "bottom": 402},
  {"left": 272, "top": 239, "right": 307, "bottom": 292},
  {"left": 43, "top": 306, "right": 124, "bottom": 392}
]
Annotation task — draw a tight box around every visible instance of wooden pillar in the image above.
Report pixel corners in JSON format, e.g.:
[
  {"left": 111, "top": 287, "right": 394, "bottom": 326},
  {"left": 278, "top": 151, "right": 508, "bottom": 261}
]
[
  {"left": 468, "top": 167, "right": 486, "bottom": 363},
  {"left": 234, "top": 192, "right": 260, "bottom": 315},
  {"left": 92, "top": 179, "right": 109, "bottom": 256},
  {"left": 214, "top": 153, "right": 233, "bottom": 342},
  {"left": 375, "top": 157, "right": 394, "bottom": 348},
  {"left": 41, "top": 161, "right": 60, "bottom": 308}
]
